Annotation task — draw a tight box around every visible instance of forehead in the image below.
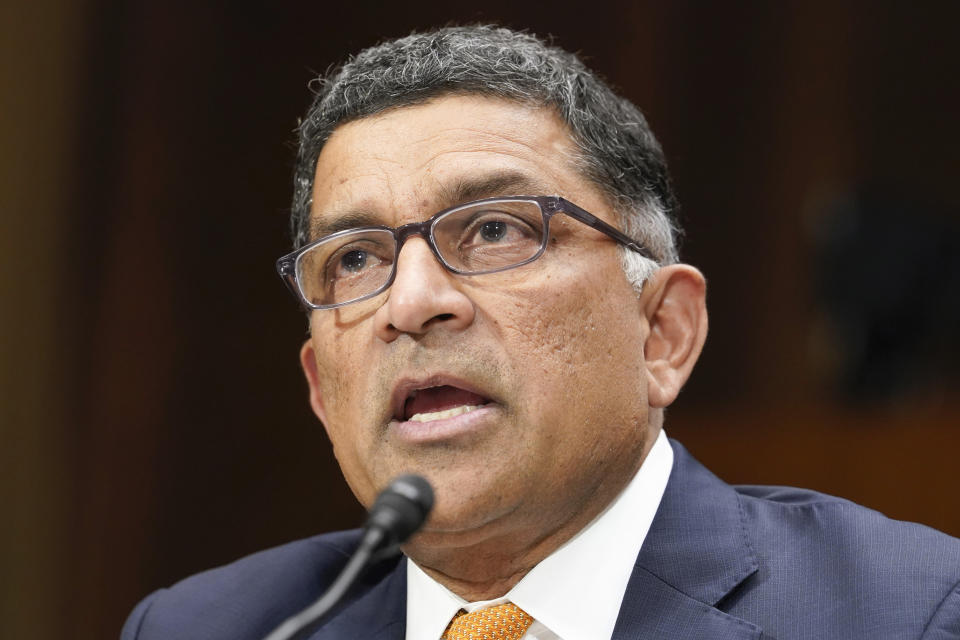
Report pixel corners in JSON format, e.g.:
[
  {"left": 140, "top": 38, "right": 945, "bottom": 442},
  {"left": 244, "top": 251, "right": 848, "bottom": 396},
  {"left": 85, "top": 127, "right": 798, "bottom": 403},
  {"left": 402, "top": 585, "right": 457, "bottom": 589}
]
[{"left": 308, "top": 96, "right": 594, "bottom": 233}]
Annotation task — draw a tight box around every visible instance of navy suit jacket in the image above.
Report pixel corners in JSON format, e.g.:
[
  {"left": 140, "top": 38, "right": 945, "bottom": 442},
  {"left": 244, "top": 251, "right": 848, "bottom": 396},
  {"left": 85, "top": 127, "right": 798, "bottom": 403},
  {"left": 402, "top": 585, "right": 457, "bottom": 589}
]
[{"left": 122, "top": 441, "right": 960, "bottom": 639}]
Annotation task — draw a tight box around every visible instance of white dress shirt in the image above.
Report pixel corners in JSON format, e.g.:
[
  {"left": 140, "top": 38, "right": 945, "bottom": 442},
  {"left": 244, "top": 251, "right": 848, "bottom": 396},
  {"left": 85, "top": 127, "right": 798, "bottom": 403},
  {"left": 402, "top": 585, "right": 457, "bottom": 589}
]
[{"left": 405, "top": 429, "right": 674, "bottom": 640}]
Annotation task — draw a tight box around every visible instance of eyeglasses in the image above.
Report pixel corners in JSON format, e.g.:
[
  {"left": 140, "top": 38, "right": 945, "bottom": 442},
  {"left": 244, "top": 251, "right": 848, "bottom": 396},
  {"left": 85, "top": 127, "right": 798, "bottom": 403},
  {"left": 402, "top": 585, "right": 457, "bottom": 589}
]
[{"left": 276, "top": 195, "right": 652, "bottom": 310}]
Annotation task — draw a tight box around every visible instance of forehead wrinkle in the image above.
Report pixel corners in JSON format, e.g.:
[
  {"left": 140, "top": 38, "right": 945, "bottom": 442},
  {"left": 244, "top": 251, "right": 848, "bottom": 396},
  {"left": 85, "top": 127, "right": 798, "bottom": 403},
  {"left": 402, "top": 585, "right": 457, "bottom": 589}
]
[
  {"left": 402, "top": 134, "right": 581, "bottom": 209},
  {"left": 310, "top": 99, "right": 590, "bottom": 238},
  {"left": 310, "top": 160, "right": 405, "bottom": 239},
  {"left": 308, "top": 169, "right": 556, "bottom": 242},
  {"left": 411, "top": 125, "right": 566, "bottom": 164}
]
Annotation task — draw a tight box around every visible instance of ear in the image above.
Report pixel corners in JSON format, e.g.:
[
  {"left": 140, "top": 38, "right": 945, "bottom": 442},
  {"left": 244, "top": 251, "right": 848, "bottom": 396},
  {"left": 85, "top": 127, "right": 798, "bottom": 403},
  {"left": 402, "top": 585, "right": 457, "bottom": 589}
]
[
  {"left": 640, "top": 264, "right": 708, "bottom": 408},
  {"left": 299, "top": 339, "right": 329, "bottom": 425}
]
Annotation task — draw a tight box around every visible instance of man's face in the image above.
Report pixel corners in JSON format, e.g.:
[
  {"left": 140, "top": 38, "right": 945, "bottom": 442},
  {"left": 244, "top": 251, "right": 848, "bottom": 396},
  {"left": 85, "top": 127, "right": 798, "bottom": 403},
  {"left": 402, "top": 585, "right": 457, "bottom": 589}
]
[{"left": 301, "top": 95, "right": 654, "bottom": 538}]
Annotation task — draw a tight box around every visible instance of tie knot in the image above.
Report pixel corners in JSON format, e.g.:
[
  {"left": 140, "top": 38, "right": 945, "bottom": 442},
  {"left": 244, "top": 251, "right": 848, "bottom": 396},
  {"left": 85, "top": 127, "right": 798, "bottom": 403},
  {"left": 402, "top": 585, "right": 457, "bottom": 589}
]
[{"left": 441, "top": 602, "right": 534, "bottom": 640}]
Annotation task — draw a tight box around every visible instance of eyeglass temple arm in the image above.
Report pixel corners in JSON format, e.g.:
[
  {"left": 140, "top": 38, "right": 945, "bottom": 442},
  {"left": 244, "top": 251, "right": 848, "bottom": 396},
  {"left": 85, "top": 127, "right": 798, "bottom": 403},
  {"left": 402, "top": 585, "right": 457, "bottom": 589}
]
[{"left": 553, "top": 198, "right": 653, "bottom": 259}]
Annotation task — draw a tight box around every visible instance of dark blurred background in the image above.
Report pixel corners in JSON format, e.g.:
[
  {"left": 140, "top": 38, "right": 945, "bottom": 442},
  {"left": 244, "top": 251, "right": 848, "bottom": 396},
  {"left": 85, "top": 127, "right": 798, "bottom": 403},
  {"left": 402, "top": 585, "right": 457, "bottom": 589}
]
[{"left": 2, "top": 1, "right": 958, "bottom": 638}]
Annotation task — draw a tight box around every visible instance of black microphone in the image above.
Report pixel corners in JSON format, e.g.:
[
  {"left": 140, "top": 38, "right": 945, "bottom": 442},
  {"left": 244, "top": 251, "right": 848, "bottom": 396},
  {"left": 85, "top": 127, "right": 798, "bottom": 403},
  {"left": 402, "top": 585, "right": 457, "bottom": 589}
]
[{"left": 262, "top": 474, "right": 434, "bottom": 640}]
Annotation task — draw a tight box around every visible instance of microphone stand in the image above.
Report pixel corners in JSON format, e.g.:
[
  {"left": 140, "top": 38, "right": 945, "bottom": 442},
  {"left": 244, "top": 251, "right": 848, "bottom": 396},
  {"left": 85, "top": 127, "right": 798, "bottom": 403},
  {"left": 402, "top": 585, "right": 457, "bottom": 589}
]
[
  {"left": 261, "top": 475, "right": 433, "bottom": 640},
  {"left": 262, "top": 528, "right": 386, "bottom": 640}
]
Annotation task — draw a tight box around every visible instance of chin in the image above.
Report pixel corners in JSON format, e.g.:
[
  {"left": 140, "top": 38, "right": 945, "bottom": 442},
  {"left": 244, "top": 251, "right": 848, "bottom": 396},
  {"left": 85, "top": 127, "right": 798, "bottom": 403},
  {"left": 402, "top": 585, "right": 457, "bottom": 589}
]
[{"left": 416, "top": 487, "right": 516, "bottom": 537}]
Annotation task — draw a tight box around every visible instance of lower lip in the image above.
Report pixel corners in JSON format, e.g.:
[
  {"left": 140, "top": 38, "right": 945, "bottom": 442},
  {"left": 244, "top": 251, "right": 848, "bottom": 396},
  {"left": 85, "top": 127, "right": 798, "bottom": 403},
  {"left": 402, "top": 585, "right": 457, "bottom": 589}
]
[{"left": 389, "top": 404, "right": 498, "bottom": 444}]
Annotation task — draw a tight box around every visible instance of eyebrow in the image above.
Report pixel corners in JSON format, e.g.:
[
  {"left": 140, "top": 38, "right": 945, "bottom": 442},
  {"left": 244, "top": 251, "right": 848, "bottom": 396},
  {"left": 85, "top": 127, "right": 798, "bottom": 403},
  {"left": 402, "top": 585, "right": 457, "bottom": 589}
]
[
  {"left": 309, "top": 209, "right": 382, "bottom": 240},
  {"left": 309, "top": 169, "right": 552, "bottom": 240},
  {"left": 440, "top": 170, "right": 550, "bottom": 205}
]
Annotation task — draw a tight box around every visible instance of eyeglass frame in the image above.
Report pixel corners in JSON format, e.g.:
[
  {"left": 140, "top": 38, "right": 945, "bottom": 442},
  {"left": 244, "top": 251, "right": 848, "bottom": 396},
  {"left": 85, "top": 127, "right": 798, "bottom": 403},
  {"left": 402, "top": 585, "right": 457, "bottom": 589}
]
[{"left": 276, "top": 195, "right": 654, "bottom": 310}]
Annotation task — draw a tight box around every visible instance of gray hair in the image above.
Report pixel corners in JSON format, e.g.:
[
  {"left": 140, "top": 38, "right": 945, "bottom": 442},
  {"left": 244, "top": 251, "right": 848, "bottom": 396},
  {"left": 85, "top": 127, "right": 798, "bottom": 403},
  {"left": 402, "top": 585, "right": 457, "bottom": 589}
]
[{"left": 291, "top": 25, "right": 680, "bottom": 290}]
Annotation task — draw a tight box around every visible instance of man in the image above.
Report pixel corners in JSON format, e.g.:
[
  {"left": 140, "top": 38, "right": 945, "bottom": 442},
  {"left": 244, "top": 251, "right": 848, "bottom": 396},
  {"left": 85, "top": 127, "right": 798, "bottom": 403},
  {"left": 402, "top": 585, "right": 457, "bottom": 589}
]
[{"left": 122, "top": 26, "right": 960, "bottom": 640}]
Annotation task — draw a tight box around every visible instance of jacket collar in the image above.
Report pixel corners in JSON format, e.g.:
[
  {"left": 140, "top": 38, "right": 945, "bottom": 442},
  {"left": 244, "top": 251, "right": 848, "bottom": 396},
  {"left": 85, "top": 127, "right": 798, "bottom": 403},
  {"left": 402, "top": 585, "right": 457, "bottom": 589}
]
[
  {"left": 308, "top": 554, "right": 408, "bottom": 640},
  {"left": 611, "top": 439, "right": 761, "bottom": 639}
]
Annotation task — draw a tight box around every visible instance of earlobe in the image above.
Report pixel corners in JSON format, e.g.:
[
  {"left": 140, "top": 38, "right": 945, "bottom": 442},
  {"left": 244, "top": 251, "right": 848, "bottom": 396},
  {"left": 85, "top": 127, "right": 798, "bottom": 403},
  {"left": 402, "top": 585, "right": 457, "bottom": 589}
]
[
  {"left": 641, "top": 264, "right": 708, "bottom": 408},
  {"left": 299, "top": 339, "right": 328, "bottom": 425}
]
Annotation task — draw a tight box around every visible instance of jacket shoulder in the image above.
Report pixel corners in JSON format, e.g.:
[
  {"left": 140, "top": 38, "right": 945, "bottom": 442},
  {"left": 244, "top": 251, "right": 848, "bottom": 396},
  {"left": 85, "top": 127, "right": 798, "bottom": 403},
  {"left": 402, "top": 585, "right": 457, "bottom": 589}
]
[
  {"left": 121, "top": 530, "right": 367, "bottom": 640},
  {"left": 734, "top": 482, "right": 960, "bottom": 556},
  {"left": 730, "top": 483, "right": 960, "bottom": 636}
]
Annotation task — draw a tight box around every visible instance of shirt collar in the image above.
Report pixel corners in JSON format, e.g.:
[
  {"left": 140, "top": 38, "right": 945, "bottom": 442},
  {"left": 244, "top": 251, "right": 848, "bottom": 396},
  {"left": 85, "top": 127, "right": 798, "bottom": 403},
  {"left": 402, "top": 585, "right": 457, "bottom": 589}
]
[{"left": 406, "top": 429, "right": 674, "bottom": 640}]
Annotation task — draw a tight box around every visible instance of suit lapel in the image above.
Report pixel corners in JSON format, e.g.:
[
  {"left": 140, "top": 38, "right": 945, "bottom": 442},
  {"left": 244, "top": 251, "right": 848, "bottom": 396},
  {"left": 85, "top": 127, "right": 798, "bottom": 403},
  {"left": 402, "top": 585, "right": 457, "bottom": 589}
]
[
  {"left": 612, "top": 440, "right": 762, "bottom": 640},
  {"left": 307, "top": 555, "right": 407, "bottom": 640}
]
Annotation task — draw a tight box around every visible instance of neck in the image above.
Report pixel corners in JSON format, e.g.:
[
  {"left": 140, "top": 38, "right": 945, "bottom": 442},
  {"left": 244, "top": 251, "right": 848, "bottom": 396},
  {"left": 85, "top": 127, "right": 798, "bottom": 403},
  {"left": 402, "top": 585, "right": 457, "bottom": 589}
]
[
  {"left": 403, "top": 445, "right": 651, "bottom": 601},
  {"left": 407, "top": 517, "right": 587, "bottom": 601}
]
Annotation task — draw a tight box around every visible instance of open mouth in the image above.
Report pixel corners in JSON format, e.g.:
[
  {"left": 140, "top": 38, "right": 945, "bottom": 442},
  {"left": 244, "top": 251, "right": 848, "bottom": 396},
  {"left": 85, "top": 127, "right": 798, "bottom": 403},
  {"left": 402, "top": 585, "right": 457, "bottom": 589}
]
[{"left": 401, "top": 385, "right": 490, "bottom": 423}]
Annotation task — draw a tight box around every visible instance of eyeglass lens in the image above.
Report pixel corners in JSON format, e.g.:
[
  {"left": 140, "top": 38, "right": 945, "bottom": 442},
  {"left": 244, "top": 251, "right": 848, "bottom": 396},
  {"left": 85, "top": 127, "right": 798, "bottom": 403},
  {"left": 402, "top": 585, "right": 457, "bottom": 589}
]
[{"left": 295, "top": 199, "right": 546, "bottom": 307}]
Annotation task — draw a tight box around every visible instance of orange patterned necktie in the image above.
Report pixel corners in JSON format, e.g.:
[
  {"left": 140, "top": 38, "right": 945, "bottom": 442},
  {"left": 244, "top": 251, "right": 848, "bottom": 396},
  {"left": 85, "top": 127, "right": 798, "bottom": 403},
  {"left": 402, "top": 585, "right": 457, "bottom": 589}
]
[{"left": 441, "top": 602, "right": 534, "bottom": 640}]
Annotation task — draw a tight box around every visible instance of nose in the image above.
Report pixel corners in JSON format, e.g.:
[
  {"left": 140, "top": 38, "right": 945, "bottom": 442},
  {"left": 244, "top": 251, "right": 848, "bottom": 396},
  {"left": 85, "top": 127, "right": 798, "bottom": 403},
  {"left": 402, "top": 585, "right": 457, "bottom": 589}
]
[{"left": 372, "top": 237, "right": 476, "bottom": 342}]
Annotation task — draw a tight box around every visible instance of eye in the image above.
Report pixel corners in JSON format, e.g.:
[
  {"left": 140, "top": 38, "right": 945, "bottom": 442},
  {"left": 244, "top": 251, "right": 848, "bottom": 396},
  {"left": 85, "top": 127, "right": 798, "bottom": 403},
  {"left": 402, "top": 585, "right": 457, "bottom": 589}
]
[
  {"left": 462, "top": 212, "right": 536, "bottom": 246},
  {"left": 432, "top": 202, "right": 544, "bottom": 272},
  {"left": 325, "top": 240, "right": 392, "bottom": 282},
  {"left": 478, "top": 220, "right": 508, "bottom": 242},
  {"left": 339, "top": 249, "right": 369, "bottom": 273},
  {"left": 296, "top": 228, "right": 395, "bottom": 306}
]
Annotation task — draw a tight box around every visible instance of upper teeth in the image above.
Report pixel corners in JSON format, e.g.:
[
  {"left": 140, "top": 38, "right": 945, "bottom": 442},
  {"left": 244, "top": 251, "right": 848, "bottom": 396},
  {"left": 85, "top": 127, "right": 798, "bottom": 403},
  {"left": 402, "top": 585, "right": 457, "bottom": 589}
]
[{"left": 409, "top": 404, "right": 481, "bottom": 423}]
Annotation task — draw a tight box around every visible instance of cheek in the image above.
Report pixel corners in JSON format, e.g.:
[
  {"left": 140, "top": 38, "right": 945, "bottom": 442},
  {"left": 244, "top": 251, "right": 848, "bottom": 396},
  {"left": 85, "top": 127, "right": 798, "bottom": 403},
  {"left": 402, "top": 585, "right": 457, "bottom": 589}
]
[
  {"left": 310, "top": 316, "right": 362, "bottom": 394},
  {"left": 307, "top": 330, "right": 380, "bottom": 504},
  {"left": 307, "top": 323, "right": 378, "bottom": 444},
  {"left": 492, "top": 265, "right": 646, "bottom": 412},
  {"left": 507, "top": 258, "right": 639, "bottom": 349}
]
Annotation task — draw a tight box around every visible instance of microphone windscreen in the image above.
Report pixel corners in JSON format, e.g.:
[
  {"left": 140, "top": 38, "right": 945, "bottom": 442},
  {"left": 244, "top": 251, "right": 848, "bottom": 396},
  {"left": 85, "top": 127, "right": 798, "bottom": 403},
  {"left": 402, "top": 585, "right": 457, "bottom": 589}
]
[{"left": 366, "top": 474, "right": 434, "bottom": 544}]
